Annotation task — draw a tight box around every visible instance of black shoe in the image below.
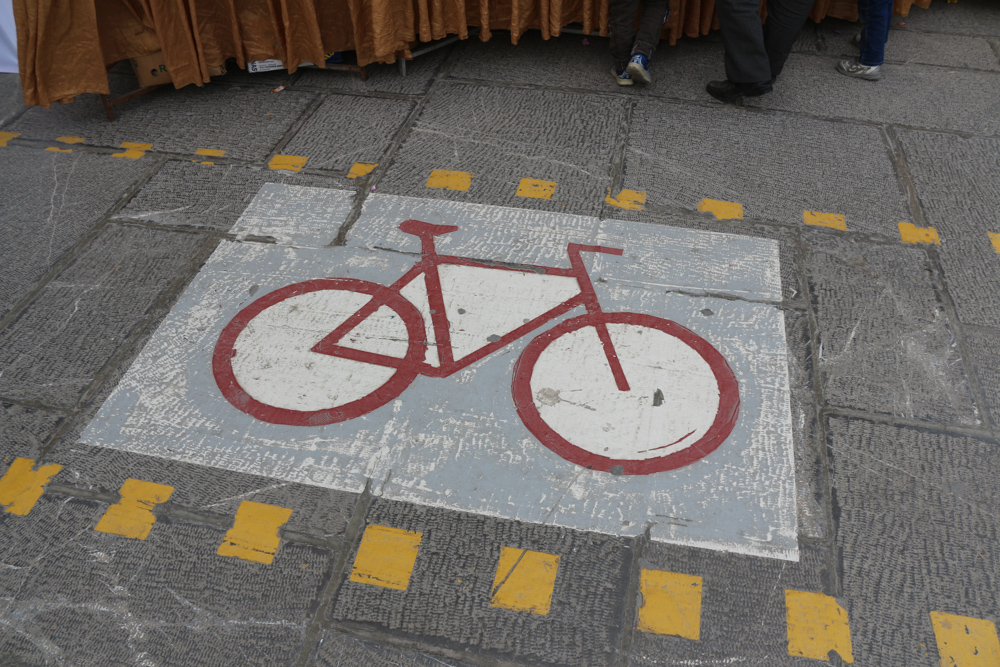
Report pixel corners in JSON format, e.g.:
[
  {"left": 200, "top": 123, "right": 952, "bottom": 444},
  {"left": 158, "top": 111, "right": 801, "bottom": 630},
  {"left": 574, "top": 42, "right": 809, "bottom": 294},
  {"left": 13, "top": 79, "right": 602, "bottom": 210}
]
[{"left": 705, "top": 79, "right": 773, "bottom": 104}]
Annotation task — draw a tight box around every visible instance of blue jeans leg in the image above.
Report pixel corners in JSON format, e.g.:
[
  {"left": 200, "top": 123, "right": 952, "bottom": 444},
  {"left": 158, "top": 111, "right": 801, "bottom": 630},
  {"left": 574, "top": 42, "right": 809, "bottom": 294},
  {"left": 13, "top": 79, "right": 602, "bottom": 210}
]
[{"left": 858, "top": 0, "right": 894, "bottom": 66}]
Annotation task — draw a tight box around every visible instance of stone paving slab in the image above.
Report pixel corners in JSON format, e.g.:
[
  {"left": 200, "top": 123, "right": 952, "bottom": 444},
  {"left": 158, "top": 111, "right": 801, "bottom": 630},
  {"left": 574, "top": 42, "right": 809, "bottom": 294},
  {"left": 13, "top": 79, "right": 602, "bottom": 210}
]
[
  {"left": 309, "top": 629, "right": 477, "bottom": 666},
  {"left": 894, "top": 128, "right": 1000, "bottom": 328},
  {"left": 0, "top": 403, "right": 63, "bottom": 463},
  {"left": 0, "top": 495, "right": 335, "bottom": 667},
  {"left": 377, "top": 82, "right": 623, "bottom": 216},
  {"left": 802, "top": 234, "right": 979, "bottom": 425},
  {"left": 751, "top": 53, "right": 1000, "bottom": 136},
  {"left": 619, "top": 98, "right": 911, "bottom": 235},
  {"left": 965, "top": 327, "right": 1000, "bottom": 423},
  {"left": 296, "top": 49, "right": 450, "bottom": 96},
  {"left": 827, "top": 416, "right": 1000, "bottom": 666},
  {"left": 892, "top": 0, "right": 1000, "bottom": 37},
  {"left": 115, "top": 160, "right": 350, "bottom": 232},
  {"left": 5, "top": 84, "right": 317, "bottom": 161},
  {"left": 0, "top": 225, "right": 209, "bottom": 409},
  {"left": 331, "top": 499, "right": 633, "bottom": 667},
  {"left": 629, "top": 542, "right": 831, "bottom": 665},
  {"left": 281, "top": 94, "right": 414, "bottom": 171},
  {"left": 0, "top": 147, "right": 153, "bottom": 320}
]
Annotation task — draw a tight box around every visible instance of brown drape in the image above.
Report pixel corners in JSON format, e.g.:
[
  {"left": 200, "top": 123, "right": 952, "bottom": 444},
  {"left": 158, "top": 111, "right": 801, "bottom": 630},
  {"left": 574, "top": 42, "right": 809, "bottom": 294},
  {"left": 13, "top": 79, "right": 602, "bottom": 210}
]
[{"left": 14, "top": 0, "right": 933, "bottom": 108}]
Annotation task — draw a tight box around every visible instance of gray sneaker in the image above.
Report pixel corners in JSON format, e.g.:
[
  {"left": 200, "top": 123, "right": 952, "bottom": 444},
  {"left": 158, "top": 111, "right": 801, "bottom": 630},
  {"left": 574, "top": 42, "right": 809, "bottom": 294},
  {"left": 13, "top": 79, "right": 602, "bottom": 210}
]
[{"left": 837, "top": 58, "right": 881, "bottom": 80}]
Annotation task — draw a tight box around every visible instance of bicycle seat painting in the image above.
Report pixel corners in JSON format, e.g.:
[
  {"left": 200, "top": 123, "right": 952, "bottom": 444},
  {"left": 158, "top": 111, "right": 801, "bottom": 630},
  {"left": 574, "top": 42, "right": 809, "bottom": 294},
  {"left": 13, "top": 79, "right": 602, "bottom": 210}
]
[{"left": 213, "top": 220, "right": 741, "bottom": 476}]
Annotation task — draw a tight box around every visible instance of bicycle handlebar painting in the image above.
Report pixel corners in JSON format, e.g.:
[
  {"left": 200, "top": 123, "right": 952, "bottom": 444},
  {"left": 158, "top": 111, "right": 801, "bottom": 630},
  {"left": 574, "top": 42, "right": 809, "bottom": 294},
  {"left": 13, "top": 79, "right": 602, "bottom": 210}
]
[{"left": 212, "top": 219, "right": 740, "bottom": 475}]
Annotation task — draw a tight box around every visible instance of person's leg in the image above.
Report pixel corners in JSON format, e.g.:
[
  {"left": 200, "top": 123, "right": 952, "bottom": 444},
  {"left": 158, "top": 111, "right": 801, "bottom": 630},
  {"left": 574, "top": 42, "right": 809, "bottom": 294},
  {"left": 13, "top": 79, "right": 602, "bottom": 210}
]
[
  {"left": 714, "top": 0, "right": 771, "bottom": 83},
  {"left": 762, "top": 0, "right": 819, "bottom": 80},
  {"left": 858, "top": 0, "right": 893, "bottom": 66},
  {"left": 632, "top": 0, "right": 670, "bottom": 60},
  {"left": 609, "top": 0, "right": 640, "bottom": 71}
]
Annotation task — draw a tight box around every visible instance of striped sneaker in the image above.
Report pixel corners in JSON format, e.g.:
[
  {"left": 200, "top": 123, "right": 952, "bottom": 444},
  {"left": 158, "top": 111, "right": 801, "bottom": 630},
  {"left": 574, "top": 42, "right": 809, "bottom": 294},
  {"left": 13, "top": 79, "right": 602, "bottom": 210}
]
[
  {"left": 837, "top": 59, "right": 882, "bottom": 80},
  {"left": 626, "top": 53, "right": 652, "bottom": 85},
  {"left": 613, "top": 65, "right": 633, "bottom": 86}
]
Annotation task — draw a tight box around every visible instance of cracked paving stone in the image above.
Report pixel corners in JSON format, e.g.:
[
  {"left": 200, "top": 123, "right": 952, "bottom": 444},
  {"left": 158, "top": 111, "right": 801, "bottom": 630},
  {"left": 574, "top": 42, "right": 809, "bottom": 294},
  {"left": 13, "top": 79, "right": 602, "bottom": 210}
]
[
  {"left": 5, "top": 85, "right": 316, "bottom": 162},
  {"left": 331, "top": 499, "right": 632, "bottom": 667},
  {"left": 0, "top": 225, "right": 207, "bottom": 410},
  {"left": 0, "top": 403, "right": 63, "bottom": 463},
  {"left": 280, "top": 94, "right": 414, "bottom": 172},
  {"left": 803, "top": 234, "right": 978, "bottom": 425},
  {"left": 0, "top": 147, "right": 152, "bottom": 321},
  {"left": 629, "top": 542, "right": 831, "bottom": 665},
  {"left": 964, "top": 327, "right": 1000, "bottom": 423},
  {"left": 827, "top": 416, "right": 1000, "bottom": 665},
  {"left": 309, "top": 629, "right": 477, "bottom": 666},
  {"left": 895, "top": 128, "right": 1000, "bottom": 328},
  {"left": 0, "top": 494, "right": 335, "bottom": 667},
  {"left": 115, "top": 161, "right": 350, "bottom": 232},
  {"left": 619, "top": 98, "right": 910, "bottom": 235},
  {"left": 377, "top": 82, "right": 623, "bottom": 216}
]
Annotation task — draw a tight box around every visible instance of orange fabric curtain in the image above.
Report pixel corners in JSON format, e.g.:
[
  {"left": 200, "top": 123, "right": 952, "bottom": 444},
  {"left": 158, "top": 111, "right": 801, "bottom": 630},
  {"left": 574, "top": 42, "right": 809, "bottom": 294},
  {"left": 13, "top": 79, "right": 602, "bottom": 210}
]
[{"left": 14, "top": 0, "right": 933, "bottom": 108}]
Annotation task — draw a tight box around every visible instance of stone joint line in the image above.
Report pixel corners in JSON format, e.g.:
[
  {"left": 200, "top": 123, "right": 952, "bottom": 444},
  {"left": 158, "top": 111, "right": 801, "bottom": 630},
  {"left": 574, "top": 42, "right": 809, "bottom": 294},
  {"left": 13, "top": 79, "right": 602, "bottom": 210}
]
[{"left": 1, "top": 136, "right": 998, "bottom": 251}]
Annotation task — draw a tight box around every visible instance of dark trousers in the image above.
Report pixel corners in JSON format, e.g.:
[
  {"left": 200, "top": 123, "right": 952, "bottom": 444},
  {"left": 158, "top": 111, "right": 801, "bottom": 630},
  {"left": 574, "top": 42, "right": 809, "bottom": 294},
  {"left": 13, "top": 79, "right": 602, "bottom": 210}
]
[
  {"left": 609, "top": 0, "right": 671, "bottom": 69},
  {"left": 858, "top": 0, "right": 894, "bottom": 66},
  {"left": 715, "top": 0, "right": 815, "bottom": 83}
]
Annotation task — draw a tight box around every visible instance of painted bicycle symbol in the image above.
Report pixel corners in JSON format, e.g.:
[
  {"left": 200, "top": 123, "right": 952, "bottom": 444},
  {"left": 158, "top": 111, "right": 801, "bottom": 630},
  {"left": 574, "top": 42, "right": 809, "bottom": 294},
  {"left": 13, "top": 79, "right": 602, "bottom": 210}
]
[{"left": 213, "top": 220, "right": 740, "bottom": 475}]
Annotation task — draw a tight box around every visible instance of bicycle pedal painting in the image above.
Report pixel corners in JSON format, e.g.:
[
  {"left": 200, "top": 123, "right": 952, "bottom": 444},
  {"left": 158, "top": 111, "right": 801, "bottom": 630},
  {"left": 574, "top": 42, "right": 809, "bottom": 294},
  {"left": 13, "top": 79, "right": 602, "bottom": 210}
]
[{"left": 83, "top": 186, "right": 801, "bottom": 561}]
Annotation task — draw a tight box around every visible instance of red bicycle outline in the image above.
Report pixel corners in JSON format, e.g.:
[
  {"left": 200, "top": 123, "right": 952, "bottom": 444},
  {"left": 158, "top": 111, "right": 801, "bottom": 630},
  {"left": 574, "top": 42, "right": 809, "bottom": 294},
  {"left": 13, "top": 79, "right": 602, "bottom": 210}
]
[{"left": 213, "top": 220, "right": 741, "bottom": 474}]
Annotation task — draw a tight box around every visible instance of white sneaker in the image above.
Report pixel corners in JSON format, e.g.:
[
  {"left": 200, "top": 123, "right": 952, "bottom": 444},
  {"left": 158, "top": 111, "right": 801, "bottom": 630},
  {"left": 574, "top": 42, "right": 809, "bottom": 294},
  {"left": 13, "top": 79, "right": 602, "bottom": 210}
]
[{"left": 837, "top": 58, "right": 881, "bottom": 81}]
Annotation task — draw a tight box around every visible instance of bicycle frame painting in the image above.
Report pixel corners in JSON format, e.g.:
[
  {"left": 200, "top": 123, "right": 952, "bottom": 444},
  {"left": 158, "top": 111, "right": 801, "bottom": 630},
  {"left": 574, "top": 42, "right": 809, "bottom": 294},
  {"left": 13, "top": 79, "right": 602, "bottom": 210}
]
[{"left": 214, "top": 219, "right": 740, "bottom": 475}]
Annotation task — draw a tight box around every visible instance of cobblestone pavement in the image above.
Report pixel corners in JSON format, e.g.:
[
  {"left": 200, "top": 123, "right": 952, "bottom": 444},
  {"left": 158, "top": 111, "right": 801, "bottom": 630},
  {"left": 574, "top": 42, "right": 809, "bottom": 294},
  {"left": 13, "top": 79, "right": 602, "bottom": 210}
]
[{"left": 2, "top": 2, "right": 1000, "bottom": 665}]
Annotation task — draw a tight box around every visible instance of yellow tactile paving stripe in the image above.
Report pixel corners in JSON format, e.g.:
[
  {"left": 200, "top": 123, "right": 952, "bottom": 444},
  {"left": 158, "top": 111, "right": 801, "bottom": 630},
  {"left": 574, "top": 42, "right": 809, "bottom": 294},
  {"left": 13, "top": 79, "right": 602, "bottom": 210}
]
[
  {"left": 349, "top": 524, "right": 423, "bottom": 590},
  {"left": 785, "top": 590, "right": 854, "bottom": 663},
  {"left": 516, "top": 177, "right": 556, "bottom": 200},
  {"left": 606, "top": 188, "right": 646, "bottom": 211},
  {"left": 94, "top": 478, "right": 174, "bottom": 540},
  {"left": 931, "top": 612, "right": 1000, "bottom": 667},
  {"left": 0, "top": 458, "right": 63, "bottom": 516},
  {"left": 44, "top": 147, "right": 72, "bottom": 153},
  {"left": 0, "top": 131, "right": 20, "bottom": 146},
  {"left": 111, "top": 142, "right": 154, "bottom": 159},
  {"left": 56, "top": 136, "right": 85, "bottom": 144},
  {"left": 698, "top": 198, "right": 743, "bottom": 220},
  {"left": 988, "top": 231, "right": 1000, "bottom": 254},
  {"left": 268, "top": 154, "right": 309, "bottom": 171},
  {"left": 898, "top": 222, "right": 941, "bottom": 245},
  {"left": 348, "top": 162, "right": 378, "bottom": 178},
  {"left": 490, "top": 547, "right": 560, "bottom": 615},
  {"left": 803, "top": 210, "right": 847, "bottom": 231},
  {"left": 426, "top": 169, "right": 473, "bottom": 191},
  {"left": 637, "top": 569, "right": 703, "bottom": 640},
  {"left": 217, "top": 500, "right": 293, "bottom": 564}
]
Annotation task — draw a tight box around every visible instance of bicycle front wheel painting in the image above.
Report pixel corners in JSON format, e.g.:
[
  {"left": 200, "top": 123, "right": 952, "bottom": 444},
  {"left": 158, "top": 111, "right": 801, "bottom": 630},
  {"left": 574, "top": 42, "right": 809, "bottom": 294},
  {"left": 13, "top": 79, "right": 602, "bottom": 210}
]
[
  {"left": 512, "top": 312, "right": 740, "bottom": 475},
  {"left": 213, "top": 278, "right": 425, "bottom": 427}
]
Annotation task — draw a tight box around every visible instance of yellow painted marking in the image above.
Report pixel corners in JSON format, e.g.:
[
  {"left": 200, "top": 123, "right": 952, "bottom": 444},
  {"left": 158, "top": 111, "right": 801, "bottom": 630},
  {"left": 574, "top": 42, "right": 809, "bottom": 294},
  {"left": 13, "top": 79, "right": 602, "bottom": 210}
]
[
  {"left": 490, "top": 547, "right": 560, "bottom": 615},
  {"left": 605, "top": 189, "right": 646, "bottom": 211},
  {"left": 516, "top": 178, "right": 557, "bottom": 200},
  {"left": 426, "top": 169, "right": 473, "bottom": 191},
  {"left": 45, "top": 147, "right": 72, "bottom": 153},
  {"left": 785, "top": 590, "right": 854, "bottom": 663},
  {"left": 111, "top": 142, "right": 153, "bottom": 159},
  {"left": 268, "top": 154, "right": 309, "bottom": 171},
  {"left": 697, "top": 198, "right": 743, "bottom": 220},
  {"left": 195, "top": 148, "right": 226, "bottom": 157},
  {"left": 930, "top": 611, "right": 1000, "bottom": 666},
  {"left": 348, "top": 162, "right": 378, "bottom": 178},
  {"left": 0, "top": 458, "right": 63, "bottom": 516},
  {"left": 0, "top": 131, "right": 20, "bottom": 146},
  {"left": 56, "top": 136, "right": 85, "bottom": 144},
  {"left": 94, "top": 479, "right": 173, "bottom": 540},
  {"left": 637, "top": 569, "right": 703, "bottom": 640},
  {"left": 217, "top": 500, "right": 293, "bottom": 564},
  {"left": 803, "top": 211, "right": 847, "bottom": 231},
  {"left": 350, "top": 524, "right": 422, "bottom": 590},
  {"left": 898, "top": 222, "right": 941, "bottom": 245},
  {"left": 988, "top": 231, "right": 1000, "bottom": 254}
]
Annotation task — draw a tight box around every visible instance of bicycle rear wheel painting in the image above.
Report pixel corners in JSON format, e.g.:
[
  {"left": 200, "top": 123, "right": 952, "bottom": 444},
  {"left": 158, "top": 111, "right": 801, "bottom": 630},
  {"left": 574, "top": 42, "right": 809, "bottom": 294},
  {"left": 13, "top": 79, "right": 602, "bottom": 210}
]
[{"left": 214, "top": 220, "right": 740, "bottom": 475}]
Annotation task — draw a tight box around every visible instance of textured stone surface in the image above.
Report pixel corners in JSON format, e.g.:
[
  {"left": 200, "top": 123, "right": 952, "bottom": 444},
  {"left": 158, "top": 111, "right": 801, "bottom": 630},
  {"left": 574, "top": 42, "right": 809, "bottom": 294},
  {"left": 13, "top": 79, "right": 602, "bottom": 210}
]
[
  {"left": 0, "top": 225, "right": 207, "bottom": 409},
  {"left": 0, "top": 495, "right": 334, "bottom": 667},
  {"left": 629, "top": 542, "right": 832, "bottom": 665},
  {"left": 965, "top": 328, "right": 1000, "bottom": 423},
  {"left": 281, "top": 94, "right": 414, "bottom": 171},
  {"left": 620, "top": 99, "right": 911, "bottom": 234},
  {"left": 893, "top": 0, "right": 1000, "bottom": 36},
  {"left": 378, "top": 82, "right": 624, "bottom": 216},
  {"left": 310, "top": 630, "right": 477, "bottom": 666},
  {"left": 804, "top": 235, "right": 978, "bottom": 425},
  {"left": 331, "top": 499, "right": 632, "bottom": 666},
  {"left": 0, "top": 147, "right": 151, "bottom": 320},
  {"left": 752, "top": 53, "right": 1000, "bottom": 136},
  {"left": 827, "top": 417, "right": 1000, "bottom": 666},
  {"left": 296, "top": 48, "right": 450, "bottom": 95},
  {"left": 0, "top": 73, "right": 26, "bottom": 127},
  {"left": 895, "top": 129, "right": 1000, "bottom": 328},
  {"left": 0, "top": 403, "right": 63, "bottom": 463},
  {"left": 115, "top": 160, "right": 348, "bottom": 231},
  {"left": 6, "top": 85, "right": 316, "bottom": 161}
]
